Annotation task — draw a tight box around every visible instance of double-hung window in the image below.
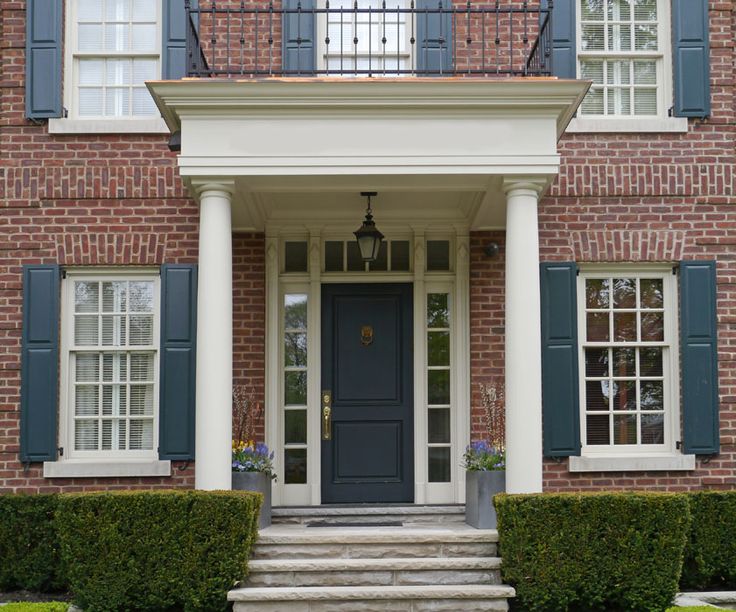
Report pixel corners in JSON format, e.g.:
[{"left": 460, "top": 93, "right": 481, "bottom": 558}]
[
  {"left": 578, "top": 269, "right": 678, "bottom": 454},
  {"left": 62, "top": 273, "right": 160, "bottom": 459},
  {"left": 70, "top": 0, "right": 160, "bottom": 119},
  {"left": 577, "top": 0, "right": 668, "bottom": 117}
]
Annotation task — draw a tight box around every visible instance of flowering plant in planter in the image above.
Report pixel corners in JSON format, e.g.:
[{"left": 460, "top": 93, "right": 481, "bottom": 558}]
[
  {"left": 231, "top": 440, "right": 276, "bottom": 479},
  {"left": 462, "top": 440, "right": 505, "bottom": 472}
]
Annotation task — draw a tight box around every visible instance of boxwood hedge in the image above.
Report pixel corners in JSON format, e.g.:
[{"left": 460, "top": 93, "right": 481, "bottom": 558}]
[
  {"left": 55, "top": 490, "right": 261, "bottom": 612},
  {"left": 495, "top": 492, "right": 691, "bottom": 612},
  {"left": 0, "top": 494, "right": 63, "bottom": 592},
  {"left": 681, "top": 491, "right": 736, "bottom": 590}
]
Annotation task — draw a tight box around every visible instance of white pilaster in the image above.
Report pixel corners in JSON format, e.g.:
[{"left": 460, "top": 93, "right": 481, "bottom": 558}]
[
  {"left": 503, "top": 179, "right": 545, "bottom": 494},
  {"left": 195, "top": 181, "right": 234, "bottom": 490}
]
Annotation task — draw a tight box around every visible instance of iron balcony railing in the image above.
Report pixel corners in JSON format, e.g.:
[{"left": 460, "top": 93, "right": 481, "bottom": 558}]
[{"left": 184, "top": 1, "right": 553, "bottom": 78}]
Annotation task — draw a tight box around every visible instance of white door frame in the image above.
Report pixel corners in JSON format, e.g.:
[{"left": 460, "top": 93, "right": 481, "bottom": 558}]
[{"left": 265, "top": 224, "right": 470, "bottom": 506}]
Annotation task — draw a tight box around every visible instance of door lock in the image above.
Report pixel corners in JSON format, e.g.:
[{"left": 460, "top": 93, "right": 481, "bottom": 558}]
[{"left": 322, "top": 390, "right": 332, "bottom": 440}]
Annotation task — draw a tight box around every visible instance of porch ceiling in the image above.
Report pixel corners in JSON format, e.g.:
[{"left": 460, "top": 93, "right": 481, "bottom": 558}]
[{"left": 147, "top": 78, "right": 589, "bottom": 231}]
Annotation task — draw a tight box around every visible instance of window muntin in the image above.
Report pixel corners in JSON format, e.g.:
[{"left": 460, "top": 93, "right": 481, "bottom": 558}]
[
  {"left": 578, "top": 0, "right": 663, "bottom": 117},
  {"left": 73, "top": 0, "right": 159, "bottom": 118},
  {"left": 283, "top": 293, "right": 308, "bottom": 484},
  {"left": 323, "top": 0, "right": 411, "bottom": 75},
  {"left": 322, "top": 240, "right": 412, "bottom": 273},
  {"left": 427, "top": 292, "right": 451, "bottom": 482},
  {"left": 67, "top": 276, "right": 158, "bottom": 456},
  {"left": 580, "top": 272, "right": 674, "bottom": 451}
]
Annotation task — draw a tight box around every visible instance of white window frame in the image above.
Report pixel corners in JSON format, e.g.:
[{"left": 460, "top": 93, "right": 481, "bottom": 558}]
[
  {"left": 316, "top": 0, "right": 414, "bottom": 75},
  {"left": 59, "top": 269, "right": 161, "bottom": 462},
  {"left": 51, "top": 0, "right": 167, "bottom": 134},
  {"left": 573, "top": 0, "right": 679, "bottom": 129},
  {"left": 576, "top": 265, "right": 681, "bottom": 458}
]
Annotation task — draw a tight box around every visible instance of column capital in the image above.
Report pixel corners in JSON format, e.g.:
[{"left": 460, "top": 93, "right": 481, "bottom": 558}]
[
  {"left": 502, "top": 177, "right": 549, "bottom": 196},
  {"left": 190, "top": 178, "right": 236, "bottom": 197}
]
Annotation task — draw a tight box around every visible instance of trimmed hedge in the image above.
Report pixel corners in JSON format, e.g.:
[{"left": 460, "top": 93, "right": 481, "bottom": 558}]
[
  {"left": 681, "top": 491, "right": 736, "bottom": 590},
  {"left": 0, "top": 494, "right": 63, "bottom": 592},
  {"left": 55, "top": 490, "right": 261, "bottom": 612},
  {"left": 495, "top": 492, "right": 690, "bottom": 612},
  {"left": 0, "top": 604, "right": 69, "bottom": 612}
]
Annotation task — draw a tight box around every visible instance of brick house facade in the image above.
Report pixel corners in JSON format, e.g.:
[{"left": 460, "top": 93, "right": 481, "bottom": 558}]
[{"left": 1, "top": 0, "right": 734, "bottom": 500}]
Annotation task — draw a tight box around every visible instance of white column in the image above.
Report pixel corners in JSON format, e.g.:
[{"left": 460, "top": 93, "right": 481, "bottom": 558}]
[
  {"left": 504, "top": 179, "right": 544, "bottom": 494},
  {"left": 195, "top": 182, "right": 234, "bottom": 490}
]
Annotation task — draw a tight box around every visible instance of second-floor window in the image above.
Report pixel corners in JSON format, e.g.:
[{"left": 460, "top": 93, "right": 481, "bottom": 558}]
[
  {"left": 577, "top": 0, "right": 667, "bottom": 117},
  {"left": 71, "top": 0, "right": 160, "bottom": 118}
]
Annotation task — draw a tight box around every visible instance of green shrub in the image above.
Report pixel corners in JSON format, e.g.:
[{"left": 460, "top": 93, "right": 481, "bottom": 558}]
[
  {"left": 0, "top": 494, "right": 64, "bottom": 592},
  {"left": 495, "top": 492, "right": 690, "bottom": 612},
  {"left": 56, "top": 490, "right": 261, "bottom": 612},
  {"left": 681, "top": 491, "right": 736, "bottom": 589},
  {"left": 0, "top": 604, "right": 69, "bottom": 612}
]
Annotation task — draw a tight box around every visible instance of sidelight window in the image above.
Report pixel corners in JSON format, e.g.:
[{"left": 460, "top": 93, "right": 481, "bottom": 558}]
[
  {"left": 427, "top": 291, "right": 452, "bottom": 482},
  {"left": 283, "top": 293, "right": 309, "bottom": 484}
]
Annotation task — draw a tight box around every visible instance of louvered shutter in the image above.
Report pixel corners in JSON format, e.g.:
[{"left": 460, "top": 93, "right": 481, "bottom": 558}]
[
  {"left": 20, "top": 265, "right": 61, "bottom": 462},
  {"left": 540, "top": 262, "right": 581, "bottom": 457},
  {"left": 159, "top": 264, "right": 198, "bottom": 460}
]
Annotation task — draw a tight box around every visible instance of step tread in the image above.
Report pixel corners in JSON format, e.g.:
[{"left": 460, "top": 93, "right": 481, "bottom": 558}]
[
  {"left": 248, "top": 556, "right": 502, "bottom": 572},
  {"left": 272, "top": 505, "right": 465, "bottom": 517},
  {"left": 229, "top": 584, "right": 516, "bottom": 602},
  {"left": 256, "top": 526, "right": 499, "bottom": 545}
]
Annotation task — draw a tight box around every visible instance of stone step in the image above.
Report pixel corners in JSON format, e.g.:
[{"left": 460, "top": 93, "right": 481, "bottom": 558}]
[
  {"left": 246, "top": 556, "right": 503, "bottom": 587},
  {"left": 229, "top": 584, "right": 515, "bottom": 612},
  {"left": 252, "top": 526, "right": 499, "bottom": 560},
  {"left": 272, "top": 504, "right": 466, "bottom": 526}
]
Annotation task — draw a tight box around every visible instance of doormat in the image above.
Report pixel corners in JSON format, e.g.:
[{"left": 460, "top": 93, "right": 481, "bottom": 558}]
[{"left": 306, "top": 521, "right": 403, "bottom": 528}]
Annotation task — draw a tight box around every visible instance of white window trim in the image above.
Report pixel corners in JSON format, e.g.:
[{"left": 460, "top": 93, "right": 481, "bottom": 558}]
[
  {"left": 57, "top": 269, "right": 161, "bottom": 464},
  {"left": 57, "top": 0, "right": 164, "bottom": 130},
  {"left": 575, "top": 0, "right": 673, "bottom": 123},
  {"left": 576, "top": 265, "right": 681, "bottom": 459}
]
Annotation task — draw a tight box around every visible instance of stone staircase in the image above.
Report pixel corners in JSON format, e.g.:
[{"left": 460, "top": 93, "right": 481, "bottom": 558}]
[{"left": 228, "top": 506, "right": 515, "bottom": 611}]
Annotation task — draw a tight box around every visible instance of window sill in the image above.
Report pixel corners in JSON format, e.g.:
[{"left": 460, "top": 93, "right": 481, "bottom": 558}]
[
  {"left": 566, "top": 117, "right": 689, "bottom": 134},
  {"left": 48, "top": 117, "right": 170, "bottom": 135},
  {"left": 43, "top": 459, "right": 171, "bottom": 478},
  {"left": 568, "top": 454, "right": 696, "bottom": 473}
]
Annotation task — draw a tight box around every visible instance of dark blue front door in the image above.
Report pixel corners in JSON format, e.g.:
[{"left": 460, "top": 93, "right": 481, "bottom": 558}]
[{"left": 321, "top": 283, "right": 414, "bottom": 503}]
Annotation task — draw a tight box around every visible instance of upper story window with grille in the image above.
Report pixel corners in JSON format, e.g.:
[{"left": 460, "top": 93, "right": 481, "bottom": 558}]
[
  {"left": 63, "top": 273, "right": 160, "bottom": 458},
  {"left": 319, "top": 0, "right": 411, "bottom": 75},
  {"left": 70, "top": 0, "right": 160, "bottom": 118},
  {"left": 577, "top": 0, "right": 668, "bottom": 117}
]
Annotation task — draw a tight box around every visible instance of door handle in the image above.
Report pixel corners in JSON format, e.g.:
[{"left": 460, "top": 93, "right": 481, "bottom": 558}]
[{"left": 322, "top": 390, "right": 332, "bottom": 440}]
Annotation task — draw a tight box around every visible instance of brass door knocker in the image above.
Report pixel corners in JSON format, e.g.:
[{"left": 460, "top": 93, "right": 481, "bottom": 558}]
[{"left": 361, "top": 325, "right": 374, "bottom": 346}]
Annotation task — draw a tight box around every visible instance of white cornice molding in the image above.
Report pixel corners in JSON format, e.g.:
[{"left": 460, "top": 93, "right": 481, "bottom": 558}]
[{"left": 147, "top": 78, "right": 590, "bottom": 139}]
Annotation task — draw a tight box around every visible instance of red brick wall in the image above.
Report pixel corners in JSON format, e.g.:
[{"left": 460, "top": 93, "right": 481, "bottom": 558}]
[{"left": 469, "top": 1, "right": 736, "bottom": 492}]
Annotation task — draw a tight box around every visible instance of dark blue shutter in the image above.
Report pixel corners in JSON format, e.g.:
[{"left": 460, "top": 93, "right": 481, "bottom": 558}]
[
  {"left": 159, "top": 264, "right": 198, "bottom": 460},
  {"left": 680, "top": 261, "right": 719, "bottom": 455},
  {"left": 163, "top": 0, "right": 187, "bottom": 79},
  {"left": 672, "top": 0, "right": 711, "bottom": 117},
  {"left": 416, "top": 0, "right": 453, "bottom": 75},
  {"left": 541, "top": 0, "right": 576, "bottom": 78},
  {"left": 283, "top": 0, "right": 316, "bottom": 75},
  {"left": 25, "top": 0, "right": 63, "bottom": 118},
  {"left": 540, "top": 262, "right": 581, "bottom": 457},
  {"left": 20, "top": 265, "right": 60, "bottom": 463}
]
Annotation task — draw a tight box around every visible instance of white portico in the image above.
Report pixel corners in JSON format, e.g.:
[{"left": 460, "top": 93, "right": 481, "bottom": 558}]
[{"left": 148, "top": 78, "right": 588, "bottom": 502}]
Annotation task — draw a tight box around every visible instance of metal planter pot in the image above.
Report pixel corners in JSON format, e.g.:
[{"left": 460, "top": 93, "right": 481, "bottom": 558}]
[
  {"left": 465, "top": 470, "right": 506, "bottom": 529},
  {"left": 232, "top": 471, "right": 272, "bottom": 529}
]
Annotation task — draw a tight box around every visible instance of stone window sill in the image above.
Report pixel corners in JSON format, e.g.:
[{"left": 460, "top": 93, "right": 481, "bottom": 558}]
[
  {"left": 48, "top": 118, "right": 170, "bottom": 135},
  {"left": 43, "top": 460, "right": 171, "bottom": 478},
  {"left": 568, "top": 454, "right": 696, "bottom": 473},
  {"left": 566, "top": 117, "right": 689, "bottom": 134}
]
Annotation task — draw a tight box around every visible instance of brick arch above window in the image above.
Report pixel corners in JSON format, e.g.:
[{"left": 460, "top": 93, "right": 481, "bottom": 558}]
[{"left": 570, "top": 230, "right": 688, "bottom": 263}]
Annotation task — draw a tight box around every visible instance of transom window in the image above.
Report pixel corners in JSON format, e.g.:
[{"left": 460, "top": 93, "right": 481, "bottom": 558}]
[
  {"left": 578, "top": 0, "right": 665, "bottom": 117},
  {"left": 71, "top": 0, "right": 159, "bottom": 118},
  {"left": 64, "top": 274, "right": 159, "bottom": 457},
  {"left": 579, "top": 270, "right": 676, "bottom": 452}
]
